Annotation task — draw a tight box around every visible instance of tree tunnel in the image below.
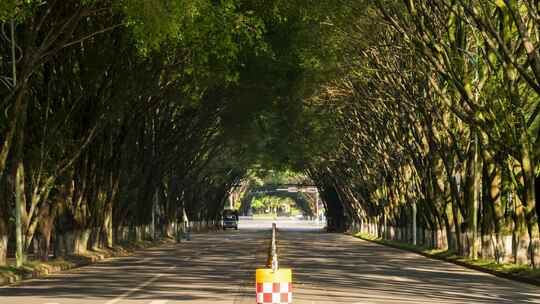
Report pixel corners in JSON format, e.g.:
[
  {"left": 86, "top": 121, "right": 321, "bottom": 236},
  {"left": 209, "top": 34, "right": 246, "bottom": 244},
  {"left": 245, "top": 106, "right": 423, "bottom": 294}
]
[
  {"left": 230, "top": 176, "right": 351, "bottom": 232},
  {"left": 2, "top": 0, "right": 540, "bottom": 270}
]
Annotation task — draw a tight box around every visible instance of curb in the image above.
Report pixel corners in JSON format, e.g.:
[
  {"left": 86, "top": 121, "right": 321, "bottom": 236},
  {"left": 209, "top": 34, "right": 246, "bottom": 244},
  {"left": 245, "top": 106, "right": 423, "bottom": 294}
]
[
  {"left": 0, "top": 239, "right": 175, "bottom": 286},
  {"left": 354, "top": 235, "right": 540, "bottom": 287},
  {"left": 0, "top": 257, "right": 104, "bottom": 286}
]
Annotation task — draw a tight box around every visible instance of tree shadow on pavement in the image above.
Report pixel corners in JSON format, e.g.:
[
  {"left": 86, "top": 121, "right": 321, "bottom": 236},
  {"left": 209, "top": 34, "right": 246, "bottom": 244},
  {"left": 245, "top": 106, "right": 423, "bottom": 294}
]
[
  {"left": 281, "top": 231, "right": 540, "bottom": 304},
  {"left": 0, "top": 230, "right": 268, "bottom": 303},
  {"left": 1, "top": 227, "right": 540, "bottom": 303}
]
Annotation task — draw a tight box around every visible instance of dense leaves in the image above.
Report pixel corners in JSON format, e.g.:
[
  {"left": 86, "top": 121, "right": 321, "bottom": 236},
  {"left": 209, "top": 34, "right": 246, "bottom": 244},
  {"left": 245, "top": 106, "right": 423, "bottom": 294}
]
[{"left": 301, "top": 0, "right": 540, "bottom": 268}]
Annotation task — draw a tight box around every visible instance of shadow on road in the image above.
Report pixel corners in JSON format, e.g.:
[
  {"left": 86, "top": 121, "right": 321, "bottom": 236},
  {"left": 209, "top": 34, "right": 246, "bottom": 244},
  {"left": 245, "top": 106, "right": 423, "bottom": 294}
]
[
  {"left": 1, "top": 221, "right": 539, "bottom": 303},
  {"left": 281, "top": 231, "right": 540, "bottom": 303},
  {"left": 0, "top": 230, "right": 268, "bottom": 303}
]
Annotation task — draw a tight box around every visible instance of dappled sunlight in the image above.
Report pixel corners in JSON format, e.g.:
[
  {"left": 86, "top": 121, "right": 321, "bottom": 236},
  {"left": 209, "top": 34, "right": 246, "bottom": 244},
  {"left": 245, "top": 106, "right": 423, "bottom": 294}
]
[
  {"left": 0, "top": 231, "right": 266, "bottom": 303},
  {"left": 280, "top": 230, "right": 540, "bottom": 304},
  {"left": 1, "top": 224, "right": 540, "bottom": 303}
]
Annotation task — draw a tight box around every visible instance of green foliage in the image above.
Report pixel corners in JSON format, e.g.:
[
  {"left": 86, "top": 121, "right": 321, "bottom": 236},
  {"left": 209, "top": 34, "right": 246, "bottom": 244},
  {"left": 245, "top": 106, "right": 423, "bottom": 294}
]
[
  {"left": 211, "top": 0, "right": 353, "bottom": 171},
  {"left": 0, "top": 0, "right": 41, "bottom": 21},
  {"left": 250, "top": 195, "right": 295, "bottom": 214},
  {"left": 118, "top": 0, "right": 186, "bottom": 50}
]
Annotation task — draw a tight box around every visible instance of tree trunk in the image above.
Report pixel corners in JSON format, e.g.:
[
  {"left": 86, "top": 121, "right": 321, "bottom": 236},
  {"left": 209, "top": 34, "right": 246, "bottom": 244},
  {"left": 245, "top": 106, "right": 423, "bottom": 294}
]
[
  {"left": 521, "top": 144, "right": 540, "bottom": 268},
  {"left": 487, "top": 159, "right": 506, "bottom": 263},
  {"left": 0, "top": 173, "right": 8, "bottom": 266},
  {"left": 135, "top": 226, "right": 143, "bottom": 242},
  {"left": 451, "top": 202, "right": 463, "bottom": 254},
  {"left": 54, "top": 233, "right": 65, "bottom": 258},
  {"left": 510, "top": 186, "right": 529, "bottom": 265},
  {"left": 0, "top": 87, "right": 28, "bottom": 188},
  {"left": 14, "top": 161, "right": 26, "bottom": 266},
  {"left": 69, "top": 229, "right": 91, "bottom": 255},
  {"left": 114, "top": 225, "right": 126, "bottom": 244},
  {"left": 0, "top": 216, "right": 7, "bottom": 266},
  {"left": 442, "top": 204, "right": 454, "bottom": 251},
  {"left": 36, "top": 203, "right": 55, "bottom": 261},
  {"left": 36, "top": 214, "right": 54, "bottom": 261},
  {"left": 90, "top": 227, "right": 101, "bottom": 251},
  {"left": 471, "top": 133, "right": 481, "bottom": 259},
  {"left": 163, "top": 219, "right": 174, "bottom": 239},
  {"left": 103, "top": 202, "right": 113, "bottom": 248},
  {"left": 63, "top": 231, "right": 76, "bottom": 256},
  {"left": 36, "top": 232, "right": 51, "bottom": 262}
]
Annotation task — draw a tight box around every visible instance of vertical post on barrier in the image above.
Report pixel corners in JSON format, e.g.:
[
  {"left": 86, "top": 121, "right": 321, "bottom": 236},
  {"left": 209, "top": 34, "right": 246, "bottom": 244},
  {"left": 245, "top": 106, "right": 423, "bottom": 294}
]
[
  {"left": 315, "top": 190, "right": 319, "bottom": 223},
  {"left": 257, "top": 222, "right": 292, "bottom": 304},
  {"left": 271, "top": 223, "right": 278, "bottom": 272}
]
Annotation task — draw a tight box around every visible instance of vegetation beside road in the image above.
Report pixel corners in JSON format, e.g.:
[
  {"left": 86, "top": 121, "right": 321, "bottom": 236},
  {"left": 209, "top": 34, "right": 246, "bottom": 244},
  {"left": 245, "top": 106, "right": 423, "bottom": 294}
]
[
  {"left": 0, "top": 1, "right": 335, "bottom": 268},
  {"left": 355, "top": 233, "right": 540, "bottom": 286},
  {"left": 0, "top": 238, "right": 174, "bottom": 285},
  {"left": 3, "top": 0, "right": 540, "bottom": 276}
]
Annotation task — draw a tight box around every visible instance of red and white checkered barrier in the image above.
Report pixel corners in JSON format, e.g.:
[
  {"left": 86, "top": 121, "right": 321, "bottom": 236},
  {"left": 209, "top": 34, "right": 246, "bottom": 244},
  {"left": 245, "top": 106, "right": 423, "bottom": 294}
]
[
  {"left": 256, "top": 282, "right": 292, "bottom": 304},
  {"left": 256, "top": 224, "right": 292, "bottom": 304}
]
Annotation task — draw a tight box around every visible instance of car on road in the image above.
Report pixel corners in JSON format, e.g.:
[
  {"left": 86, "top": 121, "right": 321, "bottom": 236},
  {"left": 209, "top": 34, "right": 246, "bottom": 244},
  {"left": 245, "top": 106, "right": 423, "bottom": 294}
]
[{"left": 222, "top": 209, "right": 239, "bottom": 230}]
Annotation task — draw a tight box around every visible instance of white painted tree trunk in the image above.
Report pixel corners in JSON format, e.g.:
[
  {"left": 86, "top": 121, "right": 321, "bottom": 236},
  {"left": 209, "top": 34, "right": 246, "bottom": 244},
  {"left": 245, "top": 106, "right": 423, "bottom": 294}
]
[
  {"left": 72, "top": 229, "right": 91, "bottom": 255},
  {"left": 0, "top": 232, "right": 7, "bottom": 266}
]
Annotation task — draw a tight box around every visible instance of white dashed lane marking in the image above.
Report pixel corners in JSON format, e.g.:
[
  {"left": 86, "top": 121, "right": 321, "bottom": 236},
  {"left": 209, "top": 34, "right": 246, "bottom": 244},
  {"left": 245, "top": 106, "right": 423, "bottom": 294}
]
[{"left": 103, "top": 266, "right": 175, "bottom": 304}]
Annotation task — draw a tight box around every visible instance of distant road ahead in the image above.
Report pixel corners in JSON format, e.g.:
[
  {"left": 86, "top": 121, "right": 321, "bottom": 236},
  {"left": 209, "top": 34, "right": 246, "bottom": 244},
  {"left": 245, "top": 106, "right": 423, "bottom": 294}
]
[
  {"left": 1, "top": 219, "right": 539, "bottom": 303},
  {"left": 239, "top": 217, "right": 324, "bottom": 231}
]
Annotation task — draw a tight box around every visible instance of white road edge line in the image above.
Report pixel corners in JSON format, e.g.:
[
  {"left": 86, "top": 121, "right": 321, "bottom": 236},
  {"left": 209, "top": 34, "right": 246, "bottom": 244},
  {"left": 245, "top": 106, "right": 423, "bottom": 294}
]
[
  {"left": 148, "top": 301, "right": 168, "bottom": 304},
  {"left": 104, "top": 265, "right": 175, "bottom": 304}
]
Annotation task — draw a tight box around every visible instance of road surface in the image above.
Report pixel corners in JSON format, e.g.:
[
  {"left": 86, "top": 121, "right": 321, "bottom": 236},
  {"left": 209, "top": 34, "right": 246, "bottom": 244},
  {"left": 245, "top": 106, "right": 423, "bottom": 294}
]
[{"left": 1, "top": 218, "right": 539, "bottom": 303}]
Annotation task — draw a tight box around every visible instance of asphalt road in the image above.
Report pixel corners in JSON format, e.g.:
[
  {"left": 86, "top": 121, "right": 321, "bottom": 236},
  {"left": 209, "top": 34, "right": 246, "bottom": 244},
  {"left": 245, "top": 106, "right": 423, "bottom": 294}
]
[{"left": 1, "top": 219, "right": 539, "bottom": 303}]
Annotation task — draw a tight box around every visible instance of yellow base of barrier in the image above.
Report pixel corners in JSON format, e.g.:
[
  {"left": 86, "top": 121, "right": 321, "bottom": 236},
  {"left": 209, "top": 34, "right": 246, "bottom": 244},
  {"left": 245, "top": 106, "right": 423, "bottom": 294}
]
[{"left": 256, "top": 269, "right": 292, "bottom": 304}]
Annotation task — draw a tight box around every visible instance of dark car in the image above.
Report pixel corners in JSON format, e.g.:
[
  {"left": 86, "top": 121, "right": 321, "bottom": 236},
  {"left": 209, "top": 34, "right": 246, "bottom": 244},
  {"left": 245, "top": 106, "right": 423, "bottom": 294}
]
[{"left": 222, "top": 209, "right": 239, "bottom": 230}]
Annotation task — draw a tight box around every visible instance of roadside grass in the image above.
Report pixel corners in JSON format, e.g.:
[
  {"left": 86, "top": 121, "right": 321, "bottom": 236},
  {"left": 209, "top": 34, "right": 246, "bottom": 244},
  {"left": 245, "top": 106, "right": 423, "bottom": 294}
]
[
  {"left": 354, "top": 232, "right": 540, "bottom": 285},
  {"left": 0, "top": 238, "right": 176, "bottom": 285},
  {"left": 0, "top": 259, "right": 78, "bottom": 284}
]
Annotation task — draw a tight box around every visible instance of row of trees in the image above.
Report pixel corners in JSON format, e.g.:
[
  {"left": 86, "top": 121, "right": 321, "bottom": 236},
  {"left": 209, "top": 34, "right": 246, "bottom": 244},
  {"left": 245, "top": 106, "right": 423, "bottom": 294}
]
[
  {"left": 303, "top": 1, "right": 540, "bottom": 267},
  {"left": 5, "top": 0, "right": 537, "bottom": 273},
  {"left": 0, "top": 0, "right": 311, "bottom": 266}
]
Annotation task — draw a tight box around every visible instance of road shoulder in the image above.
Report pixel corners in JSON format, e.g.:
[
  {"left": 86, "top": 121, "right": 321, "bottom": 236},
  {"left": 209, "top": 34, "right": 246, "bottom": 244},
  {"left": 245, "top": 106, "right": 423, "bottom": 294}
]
[
  {"left": 353, "top": 232, "right": 540, "bottom": 287},
  {"left": 0, "top": 238, "right": 175, "bottom": 286}
]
